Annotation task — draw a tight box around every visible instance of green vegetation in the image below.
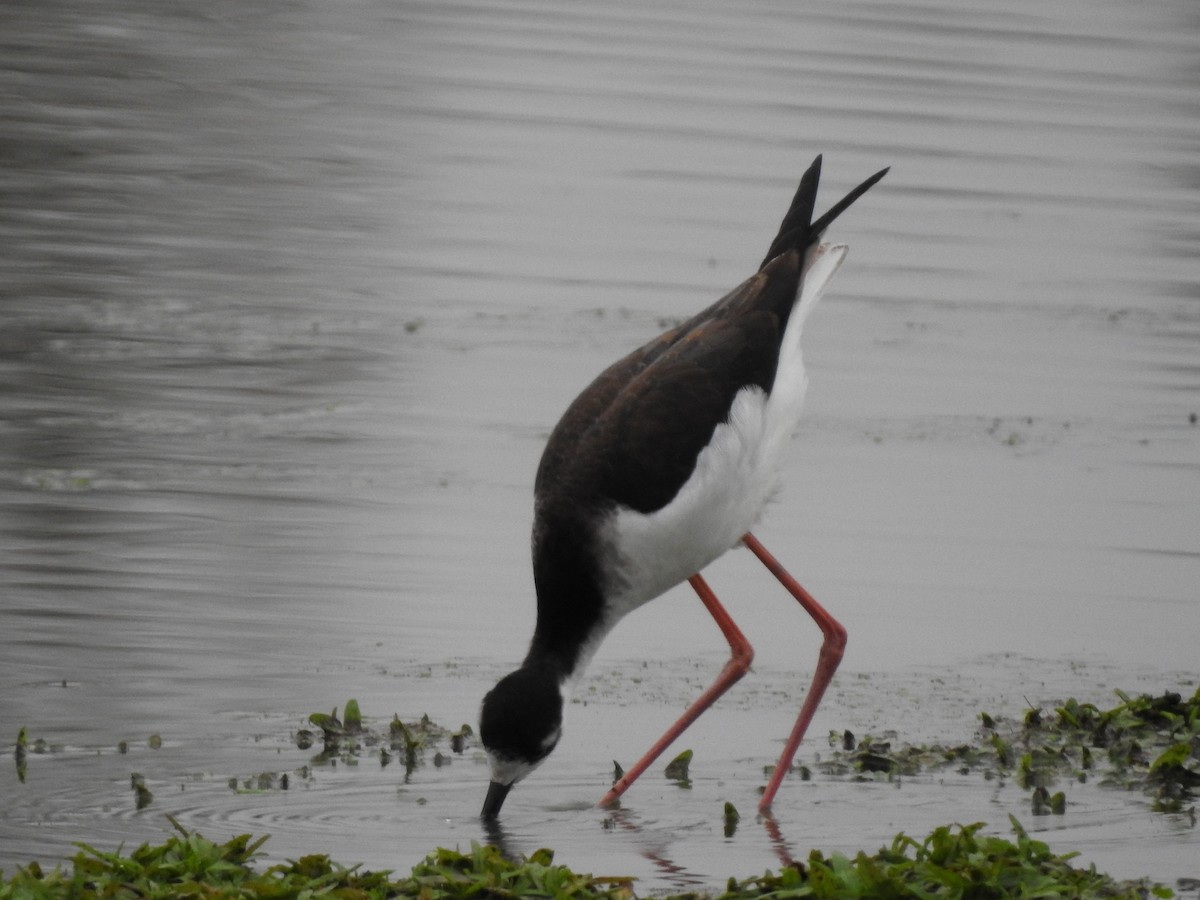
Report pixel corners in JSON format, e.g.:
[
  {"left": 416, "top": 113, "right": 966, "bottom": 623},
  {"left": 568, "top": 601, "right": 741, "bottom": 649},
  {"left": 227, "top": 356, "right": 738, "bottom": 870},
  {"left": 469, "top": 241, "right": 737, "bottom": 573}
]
[
  {"left": 13, "top": 726, "right": 26, "bottom": 784},
  {"left": 298, "top": 700, "right": 472, "bottom": 776},
  {"left": 0, "top": 816, "right": 1175, "bottom": 899},
  {"left": 0, "top": 818, "right": 636, "bottom": 900},
  {"left": 717, "top": 817, "right": 1173, "bottom": 900},
  {"left": 817, "top": 687, "right": 1199, "bottom": 819},
  {"left": 5, "top": 689, "right": 1195, "bottom": 898},
  {"left": 664, "top": 748, "right": 693, "bottom": 784}
]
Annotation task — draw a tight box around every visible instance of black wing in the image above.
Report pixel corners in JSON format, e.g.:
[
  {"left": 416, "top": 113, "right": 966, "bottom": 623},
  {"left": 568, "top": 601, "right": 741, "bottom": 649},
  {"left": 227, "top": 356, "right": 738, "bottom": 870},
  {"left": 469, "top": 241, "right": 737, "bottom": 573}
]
[{"left": 536, "top": 157, "right": 888, "bottom": 517}]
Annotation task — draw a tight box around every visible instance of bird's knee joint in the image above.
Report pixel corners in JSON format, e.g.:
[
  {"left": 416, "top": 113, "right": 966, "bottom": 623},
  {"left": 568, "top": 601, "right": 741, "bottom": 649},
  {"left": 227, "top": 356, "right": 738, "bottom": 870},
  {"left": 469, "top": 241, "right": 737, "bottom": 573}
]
[
  {"left": 822, "top": 624, "right": 847, "bottom": 661},
  {"left": 736, "top": 642, "right": 755, "bottom": 670}
]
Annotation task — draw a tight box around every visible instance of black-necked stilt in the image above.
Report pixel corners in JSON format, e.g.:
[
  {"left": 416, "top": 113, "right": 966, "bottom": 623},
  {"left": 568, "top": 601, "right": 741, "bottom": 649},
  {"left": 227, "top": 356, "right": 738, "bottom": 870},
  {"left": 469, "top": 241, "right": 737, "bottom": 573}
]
[{"left": 480, "top": 156, "right": 888, "bottom": 819}]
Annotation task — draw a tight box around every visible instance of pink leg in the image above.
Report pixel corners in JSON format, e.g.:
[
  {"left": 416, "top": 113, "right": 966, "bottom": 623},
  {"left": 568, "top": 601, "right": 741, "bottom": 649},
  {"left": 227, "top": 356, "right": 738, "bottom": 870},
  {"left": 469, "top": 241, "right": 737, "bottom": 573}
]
[
  {"left": 742, "top": 532, "right": 846, "bottom": 815},
  {"left": 599, "top": 572, "right": 754, "bottom": 807}
]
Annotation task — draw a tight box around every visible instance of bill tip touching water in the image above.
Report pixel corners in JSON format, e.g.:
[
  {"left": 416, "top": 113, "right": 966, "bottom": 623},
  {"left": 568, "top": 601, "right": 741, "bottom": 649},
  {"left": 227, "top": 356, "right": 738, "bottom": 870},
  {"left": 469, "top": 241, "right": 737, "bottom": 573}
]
[{"left": 479, "top": 156, "right": 888, "bottom": 820}]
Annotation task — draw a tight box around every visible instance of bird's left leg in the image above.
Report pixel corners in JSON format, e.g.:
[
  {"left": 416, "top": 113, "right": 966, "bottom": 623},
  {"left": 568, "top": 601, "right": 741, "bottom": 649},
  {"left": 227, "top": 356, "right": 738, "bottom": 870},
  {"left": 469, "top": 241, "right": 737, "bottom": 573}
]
[
  {"left": 599, "top": 572, "right": 753, "bottom": 807},
  {"left": 741, "top": 531, "right": 846, "bottom": 815}
]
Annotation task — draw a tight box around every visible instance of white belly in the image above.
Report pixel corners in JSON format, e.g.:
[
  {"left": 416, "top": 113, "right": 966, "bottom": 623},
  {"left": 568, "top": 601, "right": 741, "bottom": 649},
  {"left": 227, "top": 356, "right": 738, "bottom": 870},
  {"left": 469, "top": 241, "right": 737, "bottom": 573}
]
[
  {"left": 596, "top": 241, "right": 848, "bottom": 630},
  {"left": 599, "top": 369, "right": 805, "bottom": 620}
]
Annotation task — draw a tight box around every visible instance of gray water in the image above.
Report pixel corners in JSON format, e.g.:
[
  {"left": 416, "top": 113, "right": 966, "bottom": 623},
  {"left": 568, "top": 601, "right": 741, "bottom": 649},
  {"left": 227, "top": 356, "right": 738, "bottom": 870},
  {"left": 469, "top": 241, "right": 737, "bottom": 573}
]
[{"left": 2, "top": 0, "right": 1198, "bottom": 891}]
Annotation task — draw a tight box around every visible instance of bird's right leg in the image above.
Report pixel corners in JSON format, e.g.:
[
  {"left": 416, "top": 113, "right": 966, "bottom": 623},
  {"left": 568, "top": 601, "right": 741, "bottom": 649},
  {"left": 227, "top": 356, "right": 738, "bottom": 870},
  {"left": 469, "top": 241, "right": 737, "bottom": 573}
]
[
  {"left": 598, "top": 573, "right": 753, "bottom": 807},
  {"left": 742, "top": 531, "right": 846, "bottom": 815}
]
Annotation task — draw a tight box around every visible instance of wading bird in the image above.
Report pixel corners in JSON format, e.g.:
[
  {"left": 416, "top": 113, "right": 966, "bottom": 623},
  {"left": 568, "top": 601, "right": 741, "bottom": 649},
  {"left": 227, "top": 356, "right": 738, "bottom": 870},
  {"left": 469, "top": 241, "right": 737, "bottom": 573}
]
[{"left": 480, "top": 156, "right": 887, "bottom": 818}]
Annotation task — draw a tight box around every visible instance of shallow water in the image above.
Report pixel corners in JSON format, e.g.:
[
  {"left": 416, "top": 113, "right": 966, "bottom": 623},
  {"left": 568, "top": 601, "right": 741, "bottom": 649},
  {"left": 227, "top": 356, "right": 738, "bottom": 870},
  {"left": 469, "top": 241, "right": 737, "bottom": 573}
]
[{"left": 2, "top": 0, "right": 1198, "bottom": 891}]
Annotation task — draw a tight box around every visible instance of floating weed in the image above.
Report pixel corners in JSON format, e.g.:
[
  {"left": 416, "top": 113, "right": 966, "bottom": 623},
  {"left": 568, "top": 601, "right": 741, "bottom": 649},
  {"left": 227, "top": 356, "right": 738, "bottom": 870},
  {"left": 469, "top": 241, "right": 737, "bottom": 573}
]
[
  {"left": 302, "top": 701, "right": 458, "bottom": 773},
  {"left": 1031, "top": 785, "right": 1067, "bottom": 816},
  {"left": 129, "top": 773, "right": 153, "bottom": 810},
  {"left": 449, "top": 724, "right": 473, "bottom": 754},
  {"left": 307, "top": 707, "right": 345, "bottom": 749},
  {"left": 665, "top": 748, "right": 693, "bottom": 784},
  {"left": 812, "top": 687, "right": 1199, "bottom": 818},
  {"left": 0, "top": 818, "right": 1172, "bottom": 900},
  {"left": 13, "top": 727, "right": 27, "bottom": 783},
  {"left": 342, "top": 699, "right": 363, "bottom": 734},
  {"left": 851, "top": 739, "right": 901, "bottom": 775},
  {"left": 723, "top": 802, "right": 740, "bottom": 838},
  {"left": 227, "top": 768, "right": 309, "bottom": 794},
  {"left": 990, "top": 733, "right": 1016, "bottom": 768},
  {"left": 390, "top": 714, "right": 417, "bottom": 749}
]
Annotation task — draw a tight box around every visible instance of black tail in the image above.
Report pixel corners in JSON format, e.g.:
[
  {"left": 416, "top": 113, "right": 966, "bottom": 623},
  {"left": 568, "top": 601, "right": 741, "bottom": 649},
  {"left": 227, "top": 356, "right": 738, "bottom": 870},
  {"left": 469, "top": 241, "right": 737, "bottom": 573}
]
[{"left": 759, "top": 155, "right": 889, "bottom": 271}]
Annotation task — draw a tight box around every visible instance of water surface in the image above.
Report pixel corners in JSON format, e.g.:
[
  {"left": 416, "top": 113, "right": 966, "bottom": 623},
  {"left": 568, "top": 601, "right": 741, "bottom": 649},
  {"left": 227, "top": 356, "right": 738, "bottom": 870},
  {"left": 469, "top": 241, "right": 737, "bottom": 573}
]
[{"left": 2, "top": 0, "right": 1198, "bottom": 890}]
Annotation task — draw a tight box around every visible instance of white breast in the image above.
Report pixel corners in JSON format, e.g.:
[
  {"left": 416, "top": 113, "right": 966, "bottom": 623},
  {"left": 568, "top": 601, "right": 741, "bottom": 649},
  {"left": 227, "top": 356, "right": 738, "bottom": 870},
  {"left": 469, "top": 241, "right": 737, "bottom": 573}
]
[{"left": 597, "top": 242, "right": 849, "bottom": 628}]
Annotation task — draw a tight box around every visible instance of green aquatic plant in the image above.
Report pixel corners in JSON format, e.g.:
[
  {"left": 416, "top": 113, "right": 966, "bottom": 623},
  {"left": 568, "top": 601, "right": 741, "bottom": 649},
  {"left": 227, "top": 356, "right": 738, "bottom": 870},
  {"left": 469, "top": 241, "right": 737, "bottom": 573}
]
[
  {"left": 226, "top": 769, "right": 307, "bottom": 794},
  {"left": 7, "top": 688, "right": 1192, "bottom": 898},
  {"left": 815, "top": 687, "right": 1199, "bottom": 818},
  {"left": 722, "top": 801, "right": 740, "bottom": 838},
  {"left": 0, "top": 818, "right": 1173, "bottom": 900},
  {"left": 449, "top": 723, "right": 472, "bottom": 754},
  {"left": 302, "top": 701, "right": 463, "bottom": 776},
  {"left": 129, "top": 773, "right": 153, "bottom": 810},
  {"left": 308, "top": 707, "right": 344, "bottom": 744},
  {"left": 717, "top": 817, "right": 1171, "bottom": 900},
  {"left": 665, "top": 748, "right": 693, "bottom": 783},
  {"left": 13, "top": 727, "right": 27, "bottom": 783},
  {"left": 343, "top": 698, "right": 363, "bottom": 734}
]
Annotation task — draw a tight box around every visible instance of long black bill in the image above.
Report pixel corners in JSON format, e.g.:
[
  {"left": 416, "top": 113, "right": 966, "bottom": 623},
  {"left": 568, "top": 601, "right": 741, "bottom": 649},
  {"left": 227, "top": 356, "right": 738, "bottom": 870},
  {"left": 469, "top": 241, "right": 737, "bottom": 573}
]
[{"left": 481, "top": 780, "right": 512, "bottom": 819}]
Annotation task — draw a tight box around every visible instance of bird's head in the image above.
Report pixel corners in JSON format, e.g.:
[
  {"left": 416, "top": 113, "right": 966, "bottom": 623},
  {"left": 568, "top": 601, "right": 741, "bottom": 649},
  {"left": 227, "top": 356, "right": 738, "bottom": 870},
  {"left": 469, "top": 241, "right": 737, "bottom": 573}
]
[{"left": 479, "top": 665, "right": 563, "bottom": 818}]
